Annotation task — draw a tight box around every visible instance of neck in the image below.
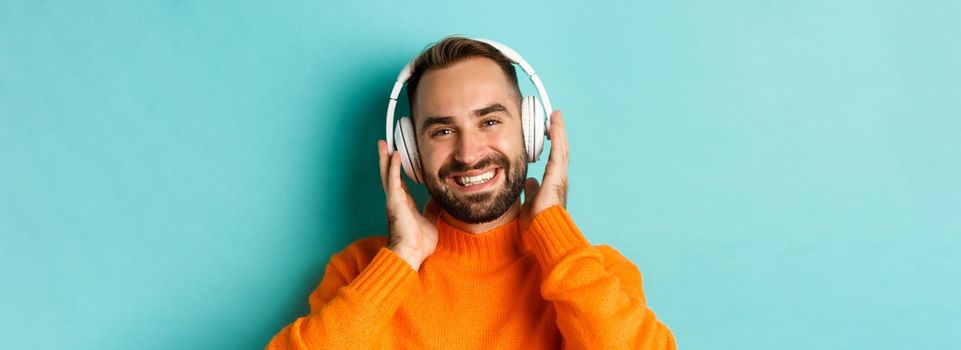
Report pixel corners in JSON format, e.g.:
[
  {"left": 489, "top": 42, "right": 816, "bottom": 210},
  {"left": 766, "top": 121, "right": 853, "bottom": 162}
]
[{"left": 440, "top": 200, "right": 522, "bottom": 234}]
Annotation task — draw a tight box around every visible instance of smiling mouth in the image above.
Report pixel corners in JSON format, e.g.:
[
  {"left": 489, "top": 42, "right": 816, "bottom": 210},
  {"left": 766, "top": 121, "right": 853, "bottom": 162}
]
[{"left": 453, "top": 169, "right": 497, "bottom": 187}]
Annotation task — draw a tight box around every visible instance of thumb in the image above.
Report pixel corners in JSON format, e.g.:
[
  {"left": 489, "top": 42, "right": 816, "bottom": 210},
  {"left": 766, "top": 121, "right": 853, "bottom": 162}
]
[{"left": 523, "top": 177, "right": 540, "bottom": 203}]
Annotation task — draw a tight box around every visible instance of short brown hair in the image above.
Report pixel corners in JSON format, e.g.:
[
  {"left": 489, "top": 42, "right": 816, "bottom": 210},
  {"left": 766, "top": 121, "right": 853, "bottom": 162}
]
[{"left": 406, "top": 36, "right": 521, "bottom": 119}]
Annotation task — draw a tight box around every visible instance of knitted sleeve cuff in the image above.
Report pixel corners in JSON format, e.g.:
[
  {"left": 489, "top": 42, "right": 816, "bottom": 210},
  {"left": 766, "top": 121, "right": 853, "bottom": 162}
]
[
  {"left": 347, "top": 247, "right": 418, "bottom": 311},
  {"left": 522, "top": 205, "right": 592, "bottom": 269}
]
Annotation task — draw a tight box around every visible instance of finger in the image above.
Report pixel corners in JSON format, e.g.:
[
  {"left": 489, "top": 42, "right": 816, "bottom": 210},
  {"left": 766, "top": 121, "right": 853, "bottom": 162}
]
[
  {"left": 388, "top": 150, "right": 403, "bottom": 193},
  {"left": 544, "top": 111, "right": 569, "bottom": 180},
  {"left": 378, "top": 140, "right": 389, "bottom": 194},
  {"left": 399, "top": 171, "right": 411, "bottom": 193},
  {"left": 523, "top": 177, "right": 540, "bottom": 203},
  {"left": 548, "top": 110, "right": 569, "bottom": 164}
]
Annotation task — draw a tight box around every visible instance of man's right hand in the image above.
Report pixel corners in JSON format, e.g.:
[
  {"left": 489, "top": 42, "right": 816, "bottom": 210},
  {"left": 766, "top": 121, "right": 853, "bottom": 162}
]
[{"left": 378, "top": 140, "right": 440, "bottom": 271}]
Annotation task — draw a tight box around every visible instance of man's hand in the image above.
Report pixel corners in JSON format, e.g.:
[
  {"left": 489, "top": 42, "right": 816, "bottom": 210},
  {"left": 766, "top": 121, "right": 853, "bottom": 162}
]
[
  {"left": 521, "top": 110, "right": 569, "bottom": 231},
  {"left": 378, "top": 140, "right": 440, "bottom": 271}
]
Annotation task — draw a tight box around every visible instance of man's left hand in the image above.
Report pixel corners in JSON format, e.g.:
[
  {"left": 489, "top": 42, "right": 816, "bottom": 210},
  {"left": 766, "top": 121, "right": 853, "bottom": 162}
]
[{"left": 520, "top": 110, "right": 569, "bottom": 231}]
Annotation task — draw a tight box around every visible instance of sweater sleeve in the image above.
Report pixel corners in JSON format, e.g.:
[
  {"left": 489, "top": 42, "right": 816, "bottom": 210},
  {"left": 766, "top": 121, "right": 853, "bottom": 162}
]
[
  {"left": 266, "top": 244, "right": 418, "bottom": 350},
  {"left": 521, "top": 206, "right": 676, "bottom": 350}
]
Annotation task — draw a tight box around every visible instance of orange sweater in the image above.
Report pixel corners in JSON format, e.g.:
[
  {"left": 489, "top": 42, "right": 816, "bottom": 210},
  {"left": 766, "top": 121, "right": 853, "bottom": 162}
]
[{"left": 266, "top": 206, "right": 675, "bottom": 349}]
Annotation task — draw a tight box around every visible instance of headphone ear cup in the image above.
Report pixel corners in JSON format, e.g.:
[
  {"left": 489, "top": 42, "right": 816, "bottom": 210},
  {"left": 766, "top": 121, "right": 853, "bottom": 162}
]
[
  {"left": 521, "top": 95, "right": 546, "bottom": 162},
  {"left": 393, "top": 116, "right": 424, "bottom": 183}
]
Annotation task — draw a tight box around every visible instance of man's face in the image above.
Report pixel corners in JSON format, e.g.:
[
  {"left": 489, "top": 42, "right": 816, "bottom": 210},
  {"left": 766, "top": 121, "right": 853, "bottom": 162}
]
[{"left": 413, "top": 57, "right": 527, "bottom": 224}]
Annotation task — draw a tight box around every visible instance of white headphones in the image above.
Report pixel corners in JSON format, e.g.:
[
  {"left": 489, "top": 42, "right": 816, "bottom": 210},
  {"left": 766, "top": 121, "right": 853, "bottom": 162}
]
[{"left": 385, "top": 38, "right": 554, "bottom": 184}]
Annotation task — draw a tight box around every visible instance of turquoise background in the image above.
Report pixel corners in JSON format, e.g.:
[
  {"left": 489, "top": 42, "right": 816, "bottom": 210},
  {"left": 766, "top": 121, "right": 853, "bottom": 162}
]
[{"left": 2, "top": 1, "right": 959, "bottom": 349}]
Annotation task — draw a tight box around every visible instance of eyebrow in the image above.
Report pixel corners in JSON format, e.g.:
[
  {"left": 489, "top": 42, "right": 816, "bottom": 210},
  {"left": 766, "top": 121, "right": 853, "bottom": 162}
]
[
  {"left": 475, "top": 103, "right": 508, "bottom": 117},
  {"left": 420, "top": 103, "right": 511, "bottom": 131}
]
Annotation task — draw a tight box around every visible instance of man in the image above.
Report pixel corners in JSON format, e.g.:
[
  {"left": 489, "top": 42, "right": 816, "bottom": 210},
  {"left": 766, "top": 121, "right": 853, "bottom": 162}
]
[{"left": 267, "top": 37, "right": 675, "bottom": 349}]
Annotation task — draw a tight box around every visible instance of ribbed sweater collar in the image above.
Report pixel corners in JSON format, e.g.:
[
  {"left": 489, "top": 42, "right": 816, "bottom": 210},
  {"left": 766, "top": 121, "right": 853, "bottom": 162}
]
[{"left": 432, "top": 215, "right": 524, "bottom": 268}]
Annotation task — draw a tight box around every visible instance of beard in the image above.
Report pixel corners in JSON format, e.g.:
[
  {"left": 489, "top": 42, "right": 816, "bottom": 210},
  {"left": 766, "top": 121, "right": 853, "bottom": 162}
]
[{"left": 424, "top": 149, "right": 528, "bottom": 224}]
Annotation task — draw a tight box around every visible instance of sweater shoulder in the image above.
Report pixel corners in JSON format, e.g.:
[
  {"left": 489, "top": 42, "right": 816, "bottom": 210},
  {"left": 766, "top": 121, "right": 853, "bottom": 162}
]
[
  {"left": 594, "top": 244, "right": 646, "bottom": 297},
  {"left": 308, "top": 236, "right": 390, "bottom": 308},
  {"left": 594, "top": 244, "right": 630, "bottom": 266},
  {"left": 328, "top": 235, "right": 390, "bottom": 270}
]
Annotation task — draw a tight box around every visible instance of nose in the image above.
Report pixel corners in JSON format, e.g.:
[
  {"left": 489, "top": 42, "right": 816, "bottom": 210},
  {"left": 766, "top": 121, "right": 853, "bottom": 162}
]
[{"left": 454, "top": 129, "right": 486, "bottom": 166}]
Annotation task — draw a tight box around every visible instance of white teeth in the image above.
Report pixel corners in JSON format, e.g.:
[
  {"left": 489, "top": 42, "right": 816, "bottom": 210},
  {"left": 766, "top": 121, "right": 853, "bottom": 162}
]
[{"left": 455, "top": 170, "right": 496, "bottom": 187}]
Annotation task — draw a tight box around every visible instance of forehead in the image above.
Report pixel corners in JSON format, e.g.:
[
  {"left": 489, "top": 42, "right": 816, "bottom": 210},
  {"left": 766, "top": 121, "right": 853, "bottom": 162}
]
[{"left": 413, "top": 57, "right": 516, "bottom": 120}]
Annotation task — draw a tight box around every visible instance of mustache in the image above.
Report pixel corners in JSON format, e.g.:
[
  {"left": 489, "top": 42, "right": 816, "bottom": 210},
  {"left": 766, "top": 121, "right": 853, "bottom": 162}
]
[{"left": 438, "top": 154, "right": 510, "bottom": 179}]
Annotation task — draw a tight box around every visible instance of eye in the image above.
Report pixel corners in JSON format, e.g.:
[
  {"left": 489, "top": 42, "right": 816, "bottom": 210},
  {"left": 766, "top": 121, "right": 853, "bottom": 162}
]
[
  {"left": 431, "top": 128, "right": 453, "bottom": 137},
  {"left": 482, "top": 119, "right": 501, "bottom": 127}
]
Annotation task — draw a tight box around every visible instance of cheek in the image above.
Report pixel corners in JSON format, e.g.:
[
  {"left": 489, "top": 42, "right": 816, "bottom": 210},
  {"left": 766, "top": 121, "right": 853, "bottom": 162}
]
[
  {"left": 493, "top": 130, "right": 525, "bottom": 155},
  {"left": 419, "top": 145, "right": 450, "bottom": 173}
]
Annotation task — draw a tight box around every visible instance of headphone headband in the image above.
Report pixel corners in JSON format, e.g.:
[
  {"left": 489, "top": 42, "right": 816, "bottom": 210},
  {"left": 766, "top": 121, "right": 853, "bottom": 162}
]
[{"left": 386, "top": 38, "right": 553, "bottom": 153}]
